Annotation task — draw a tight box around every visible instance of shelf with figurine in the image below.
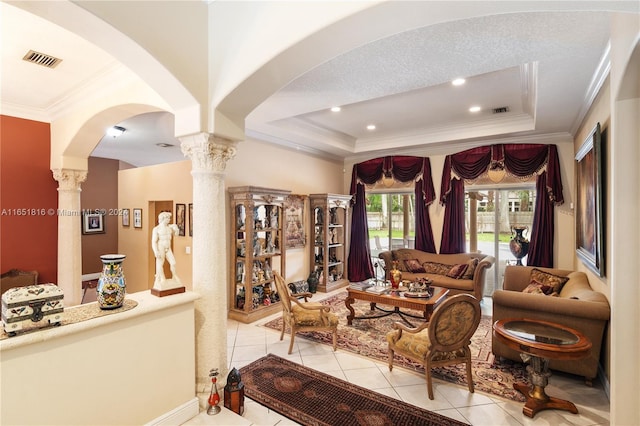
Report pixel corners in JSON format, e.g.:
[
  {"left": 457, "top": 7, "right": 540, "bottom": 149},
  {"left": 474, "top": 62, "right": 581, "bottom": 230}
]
[
  {"left": 229, "top": 186, "right": 290, "bottom": 323},
  {"left": 309, "top": 194, "right": 352, "bottom": 293}
]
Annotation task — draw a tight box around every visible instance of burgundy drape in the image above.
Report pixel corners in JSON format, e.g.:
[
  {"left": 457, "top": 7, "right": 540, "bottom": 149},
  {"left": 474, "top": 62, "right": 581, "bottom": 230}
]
[
  {"left": 348, "top": 156, "right": 436, "bottom": 282},
  {"left": 527, "top": 173, "right": 555, "bottom": 266},
  {"left": 439, "top": 178, "right": 465, "bottom": 253},
  {"left": 440, "top": 144, "right": 563, "bottom": 265},
  {"left": 347, "top": 183, "right": 375, "bottom": 281}
]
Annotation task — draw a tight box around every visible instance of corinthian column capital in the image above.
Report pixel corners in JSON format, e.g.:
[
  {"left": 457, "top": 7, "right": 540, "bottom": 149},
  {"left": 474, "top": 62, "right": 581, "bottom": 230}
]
[
  {"left": 52, "top": 169, "right": 88, "bottom": 192},
  {"left": 180, "top": 133, "right": 237, "bottom": 173}
]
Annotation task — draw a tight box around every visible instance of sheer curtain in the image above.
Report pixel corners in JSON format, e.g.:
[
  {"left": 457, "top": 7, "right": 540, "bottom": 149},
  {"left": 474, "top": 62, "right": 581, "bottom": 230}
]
[
  {"left": 348, "top": 156, "right": 436, "bottom": 282},
  {"left": 439, "top": 144, "right": 564, "bottom": 266}
]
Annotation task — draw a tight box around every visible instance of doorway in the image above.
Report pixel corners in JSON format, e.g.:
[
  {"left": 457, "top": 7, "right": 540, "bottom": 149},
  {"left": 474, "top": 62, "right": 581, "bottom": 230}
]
[{"left": 466, "top": 188, "right": 535, "bottom": 295}]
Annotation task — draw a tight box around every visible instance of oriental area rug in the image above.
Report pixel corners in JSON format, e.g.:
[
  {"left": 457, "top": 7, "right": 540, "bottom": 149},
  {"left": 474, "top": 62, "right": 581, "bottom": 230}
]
[
  {"left": 240, "top": 353, "right": 469, "bottom": 426},
  {"left": 263, "top": 291, "right": 527, "bottom": 402}
]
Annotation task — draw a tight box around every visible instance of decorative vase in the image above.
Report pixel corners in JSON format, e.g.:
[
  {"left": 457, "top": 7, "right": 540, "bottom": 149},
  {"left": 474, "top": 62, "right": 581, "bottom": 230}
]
[
  {"left": 390, "top": 261, "right": 402, "bottom": 289},
  {"left": 207, "top": 368, "right": 221, "bottom": 415},
  {"left": 509, "top": 226, "right": 530, "bottom": 266},
  {"left": 97, "top": 254, "right": 126, "bottom": 309}
]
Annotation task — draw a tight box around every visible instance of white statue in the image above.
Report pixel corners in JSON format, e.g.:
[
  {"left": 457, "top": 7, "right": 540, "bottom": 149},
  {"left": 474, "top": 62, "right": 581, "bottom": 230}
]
[{"left": 152, "top": 211, "right": 182, "bottom": 290}]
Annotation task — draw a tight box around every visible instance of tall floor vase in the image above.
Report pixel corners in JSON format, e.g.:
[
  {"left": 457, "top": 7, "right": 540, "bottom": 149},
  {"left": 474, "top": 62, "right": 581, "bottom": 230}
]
[
  {"left": 509, "top": 226, "right": 530, "bottom": 266},
  {"left": 97, "top": 254, "right": 126, "bottom": 309}
]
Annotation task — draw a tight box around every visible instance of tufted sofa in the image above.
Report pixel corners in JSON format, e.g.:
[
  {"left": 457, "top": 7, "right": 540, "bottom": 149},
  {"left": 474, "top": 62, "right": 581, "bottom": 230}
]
[
  {"left": 492, "top": 265, "right": 610, "bottom": 384},
  {"left": 378, "top": 249, "right": 495, "bottom": 300}
]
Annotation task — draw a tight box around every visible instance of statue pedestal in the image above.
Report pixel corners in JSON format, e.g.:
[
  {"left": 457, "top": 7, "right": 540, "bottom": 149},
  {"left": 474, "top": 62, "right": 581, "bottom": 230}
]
[{"left": 151, "top": 278, "right": 186, "bottom": 297}]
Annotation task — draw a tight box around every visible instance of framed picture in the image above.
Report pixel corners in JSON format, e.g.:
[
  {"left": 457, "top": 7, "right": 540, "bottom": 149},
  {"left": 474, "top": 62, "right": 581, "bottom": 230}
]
[
  {"left": 122, "top": 208, "right": 130, "bottom": 227},
  {"left": 575, "top": 122, "right": 604, "bottom": 276},
  {"left": 285, "top": 195, "right": 306, "bottom": 248},
  {"left": 133, "top": 208, "right": 143, "bottom": 228},
  {"left": 82, "top": 212, "right": 105, "bottom": 234},
  {"left": 188, "top": 203, "right": 193, "bottom": 237},
  {"left": 176, "top": 203, "right": 186, "bottom": 236}
]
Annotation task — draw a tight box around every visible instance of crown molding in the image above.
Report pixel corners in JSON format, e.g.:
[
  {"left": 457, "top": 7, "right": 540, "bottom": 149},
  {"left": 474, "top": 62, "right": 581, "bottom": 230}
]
[{"left": 570, "top": 42, "right": 611, "bottom": 136}]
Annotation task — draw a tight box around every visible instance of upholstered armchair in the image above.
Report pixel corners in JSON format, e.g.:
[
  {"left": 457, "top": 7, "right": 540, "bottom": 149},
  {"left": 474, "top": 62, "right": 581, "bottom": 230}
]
[
  {"left": 386, "top": 294, "right": 481, "bottom": 399},
  {"left": 273, "top": 272, "right": 338, "bottom": 354}
]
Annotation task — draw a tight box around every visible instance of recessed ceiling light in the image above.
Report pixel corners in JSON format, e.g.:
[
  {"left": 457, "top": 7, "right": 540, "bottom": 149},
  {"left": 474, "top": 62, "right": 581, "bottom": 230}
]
[
  {"left": 107, "top": 125, "right": 126, "bottom": 138},
  {"left": 156, "top": 143, "right": 174, "bottom": 148},
  {"left": 452, "top": 78, "right": 466, "bottom": 86},
  {"left": 366, "top": 124, "right": 376, "bottom": 131},
  {"left": 330, "top": 106, "right": 341, "bottom": 112},
  {"left": 469, "top": 106, "right": 481, "bottom": 113}
]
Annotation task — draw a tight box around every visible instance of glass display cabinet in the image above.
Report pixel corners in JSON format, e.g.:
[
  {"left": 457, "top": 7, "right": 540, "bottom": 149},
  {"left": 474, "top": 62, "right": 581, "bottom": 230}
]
[
  {"left": 228, "top": 186, "right": 290, "bottom": 323},
  {"left": 309, "top": 193, "right": 352, "bottom": 292}
]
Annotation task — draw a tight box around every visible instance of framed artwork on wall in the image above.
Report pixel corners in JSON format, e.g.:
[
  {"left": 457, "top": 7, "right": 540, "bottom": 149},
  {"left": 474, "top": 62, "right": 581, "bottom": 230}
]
[
  {"left": 122, "top": 208, "right": 130, "bottom": 227},
  {"left": 285, "top": 195, "right": 306, "bottom": 248},
  {"left": 188, "top": 203, "right": 193, "bottom": 237},
  {"left": 82, "top": 211, "right": 105, "bottom": 234},
  {"left": 176, "top": 203, "right": 186, "bottom": 236},
  {"left": 575, "top": 122, "right": 605, "bottom": 277},
  {"left": 133, "top": 208, "right": 143, "bottom": 228}
]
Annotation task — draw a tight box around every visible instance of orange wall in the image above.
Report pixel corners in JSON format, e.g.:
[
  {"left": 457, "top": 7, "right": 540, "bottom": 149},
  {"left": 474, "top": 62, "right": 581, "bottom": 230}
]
[
  {"left": 0, "top": 115, "right": 58, "bottom": 283},
  {"left": 81, "top": 157, "right": 120, "bottom": 274}
]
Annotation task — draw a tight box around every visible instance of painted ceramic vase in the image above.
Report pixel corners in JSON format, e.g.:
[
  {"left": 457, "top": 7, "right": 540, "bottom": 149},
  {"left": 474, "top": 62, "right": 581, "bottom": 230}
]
[
  {"left": 97, "top": 254, "right": 126, "bottom": 309},
  {"left": 509, "top": 226, "right": 530, "bottom": 266},
  {"left": 390, "top": 261, "right": 402, "bottom": 289}
]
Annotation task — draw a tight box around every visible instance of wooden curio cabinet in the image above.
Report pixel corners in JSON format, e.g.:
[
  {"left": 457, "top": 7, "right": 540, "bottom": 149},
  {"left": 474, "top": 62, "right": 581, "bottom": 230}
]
[
  {"left": 309, "top": 193, "right": 352, "bottom": 292},
  {"left": 228, "top": 186, "right": 291, "bottom": 323}
]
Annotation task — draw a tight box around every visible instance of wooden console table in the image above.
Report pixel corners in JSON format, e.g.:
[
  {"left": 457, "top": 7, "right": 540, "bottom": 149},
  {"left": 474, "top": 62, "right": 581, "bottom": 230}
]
[{"left": 493, "top": 318, "right": 592, "bottom": 418}]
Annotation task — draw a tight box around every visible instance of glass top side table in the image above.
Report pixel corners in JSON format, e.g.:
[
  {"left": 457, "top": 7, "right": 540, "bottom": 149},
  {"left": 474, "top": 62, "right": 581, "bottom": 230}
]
[{"left": 493, "top": 318, "right": 592, "bottom": 418}]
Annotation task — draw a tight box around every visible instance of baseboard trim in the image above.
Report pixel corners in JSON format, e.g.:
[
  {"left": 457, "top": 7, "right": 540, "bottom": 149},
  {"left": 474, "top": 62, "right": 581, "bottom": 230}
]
[{"left": 145, "top": 397, "right": 199, "bottom": 426}]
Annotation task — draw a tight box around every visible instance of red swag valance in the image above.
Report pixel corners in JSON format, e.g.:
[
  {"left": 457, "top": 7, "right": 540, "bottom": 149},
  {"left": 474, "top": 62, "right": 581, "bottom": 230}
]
[
  {"left": 440, "top": 144, "right": 564, "bottom": 206},
  {"left": 350, "top": 155, "right": 435, "bottom": 205}
]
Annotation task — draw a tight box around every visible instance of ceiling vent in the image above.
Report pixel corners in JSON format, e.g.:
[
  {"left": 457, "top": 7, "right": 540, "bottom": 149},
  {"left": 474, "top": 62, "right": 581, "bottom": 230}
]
[
  {"left": 492, "top": 106, "right": 510, "bottom": 114},
  {"left": 22, "top": 50, "right": 62, "bottom": 69}
]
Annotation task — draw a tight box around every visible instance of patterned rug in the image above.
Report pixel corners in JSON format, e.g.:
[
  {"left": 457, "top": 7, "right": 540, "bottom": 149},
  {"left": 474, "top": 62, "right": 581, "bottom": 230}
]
[
  {"left": 263, "top": 291, "right": 527, "bottom": 402},
  {"left": 240, "top": 353, "right": 470, "bottom": 426}
]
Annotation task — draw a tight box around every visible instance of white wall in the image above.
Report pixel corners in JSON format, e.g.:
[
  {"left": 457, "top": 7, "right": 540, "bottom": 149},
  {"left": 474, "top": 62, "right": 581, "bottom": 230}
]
[{"left": 0, "top": 292, "right": 198, "bottom": 425}]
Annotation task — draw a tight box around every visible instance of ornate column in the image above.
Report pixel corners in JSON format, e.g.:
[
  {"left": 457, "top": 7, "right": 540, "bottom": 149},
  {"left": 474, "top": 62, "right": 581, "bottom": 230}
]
[
  {"left": 181, "top": 133, "right": 237, "bottom": 404},
  {"left": 52, "top": 169, "right": 87, "bottom": 306}
]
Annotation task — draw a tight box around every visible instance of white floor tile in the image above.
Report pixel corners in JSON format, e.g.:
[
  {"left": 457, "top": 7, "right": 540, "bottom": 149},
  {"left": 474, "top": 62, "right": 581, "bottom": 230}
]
[{"left": 182, "top": 299, "right": 610, "bottom": 426}]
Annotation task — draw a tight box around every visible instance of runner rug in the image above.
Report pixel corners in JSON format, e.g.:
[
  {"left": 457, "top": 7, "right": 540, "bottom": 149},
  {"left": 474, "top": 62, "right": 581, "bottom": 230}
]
[
  {"left": 263, "top": 291, "right": 527, "bottom": 402},
  {"left": 240, "top": 353, "right": 469, "bottom": 426}
]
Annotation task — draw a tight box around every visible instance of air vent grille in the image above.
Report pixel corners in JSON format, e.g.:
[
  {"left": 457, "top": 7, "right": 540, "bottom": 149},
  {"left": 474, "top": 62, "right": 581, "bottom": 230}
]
[
  {"left": 22, "top": 50, "right": 62, "bottom": 69},
  {"left": 492, "top": 106, "right": 510, "bottom": 114}
]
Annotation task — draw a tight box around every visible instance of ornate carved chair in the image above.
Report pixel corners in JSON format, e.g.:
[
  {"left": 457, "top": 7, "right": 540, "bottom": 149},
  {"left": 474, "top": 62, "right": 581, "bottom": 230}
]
[
  {"left": 273, "top": 271, "right": 338, "bottom": 354},
  {"left": 1, "top": 269, "right": 38, "bottom": 295},
  {"left": 386, "top": 294, "right": 481, "bottom": 399}
]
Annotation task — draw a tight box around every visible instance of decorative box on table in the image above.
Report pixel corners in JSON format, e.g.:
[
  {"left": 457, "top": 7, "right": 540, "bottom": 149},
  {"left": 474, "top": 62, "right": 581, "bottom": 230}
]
[{"left": 2, "top": 283, "right": 64, "bottom": 336}]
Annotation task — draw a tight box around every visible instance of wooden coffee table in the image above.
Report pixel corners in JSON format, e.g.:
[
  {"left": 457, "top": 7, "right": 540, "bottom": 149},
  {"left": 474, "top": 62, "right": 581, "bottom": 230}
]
[
  {"left": 493, "top": 318, "right": 592, "bottom": 418},
  {"left": 345, "top": 286, "right": 448, "bottom": 326}
]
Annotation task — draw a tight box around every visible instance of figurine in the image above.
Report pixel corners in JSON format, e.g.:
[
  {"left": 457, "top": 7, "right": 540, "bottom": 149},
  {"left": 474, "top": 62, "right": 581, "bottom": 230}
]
[{"left": 151, "top": 212, "right": 181, "bottom": 291}]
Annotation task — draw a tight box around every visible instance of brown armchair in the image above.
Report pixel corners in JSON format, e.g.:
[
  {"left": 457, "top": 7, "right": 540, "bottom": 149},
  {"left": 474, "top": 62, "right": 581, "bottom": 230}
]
[
  {"left": 386, "top": 294, "right": 481, "bottom": 399},
  {"left": 273, "top": 272, "right": 338, "bottom": 354},
  {"left": 1, "top": 269, "right": 38, "bottom": 295}
]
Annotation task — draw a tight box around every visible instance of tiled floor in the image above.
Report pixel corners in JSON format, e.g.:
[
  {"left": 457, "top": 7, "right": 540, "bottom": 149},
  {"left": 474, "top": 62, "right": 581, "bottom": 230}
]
[{"left": 185, "top": 290, "right": 610, "bottom": 426}]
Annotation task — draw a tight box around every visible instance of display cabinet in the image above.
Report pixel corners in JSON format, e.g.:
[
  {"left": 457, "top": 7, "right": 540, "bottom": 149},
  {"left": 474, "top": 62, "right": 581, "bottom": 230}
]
[
  {"left": 228, "top": 186, "right": 291, "bottom": 323},
  {"left": 309, "top": 193, "right": 352, "bottom": 292}
]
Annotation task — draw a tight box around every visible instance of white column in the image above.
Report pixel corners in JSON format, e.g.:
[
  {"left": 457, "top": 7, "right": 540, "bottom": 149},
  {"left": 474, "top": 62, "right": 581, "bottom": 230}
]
[
  {"left": 181, "top": 133, "right": 237, "bottom": 402},
  {"left": 52, "top": 169, "right": 87, "bottom": 306}
]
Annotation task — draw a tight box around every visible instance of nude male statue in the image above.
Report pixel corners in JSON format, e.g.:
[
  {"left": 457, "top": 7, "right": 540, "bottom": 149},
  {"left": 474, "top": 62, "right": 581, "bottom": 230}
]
[{"left": 152, "top": 211, "right": 181, "bottom": 289}]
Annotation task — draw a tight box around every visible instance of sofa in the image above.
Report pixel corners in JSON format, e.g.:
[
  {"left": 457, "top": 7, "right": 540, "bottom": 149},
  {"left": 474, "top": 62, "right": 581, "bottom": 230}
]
[
  {"left": 492, "top": 265, "right": 610, "bottom": 384},
  {"left": 378, "top": 249, "right": 495, "bottom": 300}
]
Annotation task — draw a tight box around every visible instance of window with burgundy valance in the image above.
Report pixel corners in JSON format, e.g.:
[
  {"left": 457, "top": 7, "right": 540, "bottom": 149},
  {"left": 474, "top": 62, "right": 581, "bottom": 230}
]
[
  {"left": 348, "top": 156, "right": 436, "bottom": 282},
  {"left": 439, "top": 144, "right": 564, "bottom": 267}
]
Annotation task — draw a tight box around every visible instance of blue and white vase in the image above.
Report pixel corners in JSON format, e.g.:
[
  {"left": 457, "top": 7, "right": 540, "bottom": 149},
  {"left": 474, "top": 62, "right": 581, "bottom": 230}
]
[{"left": 97, "top": 254, "right": 126, "bottom": 309}]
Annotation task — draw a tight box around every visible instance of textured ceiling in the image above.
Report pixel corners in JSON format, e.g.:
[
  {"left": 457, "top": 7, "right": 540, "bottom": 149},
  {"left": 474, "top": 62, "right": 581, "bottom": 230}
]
[{"left": 1, "top": 4, "right": 618, "bottom": 166}]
